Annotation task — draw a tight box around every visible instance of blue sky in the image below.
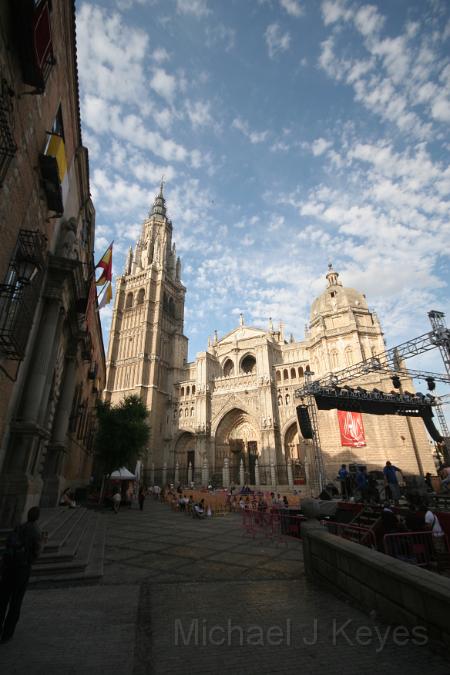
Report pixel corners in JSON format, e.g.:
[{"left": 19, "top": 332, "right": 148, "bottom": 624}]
[{"left": 76, "top": 0, "right": 450, "bottom": 403}]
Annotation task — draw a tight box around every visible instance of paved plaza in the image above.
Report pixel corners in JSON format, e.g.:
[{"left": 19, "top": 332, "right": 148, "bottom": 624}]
[{"left": 1, "top": 501, "right": 450, "bottom": 674}]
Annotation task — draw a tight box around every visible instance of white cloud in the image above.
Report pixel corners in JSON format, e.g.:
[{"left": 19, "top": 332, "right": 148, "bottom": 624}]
[
  {"left": 431, "top": 98, "right": 450, "bottom": 122},
  {"left": 152, "top": 47, "right": 170, "bottom": 63},
  {"left": 205, "top": 23, "right": 236, "bottom": 51},
  {"left": 264, "top": 23, "right": 291, "bottom": 59},
  {"left": 186, "top": 100, "right": 214, "bottom": 128},
  {"left": 354, "top": 4, "right": 385, "bottom": 37},
  {"left": 321, "top": 0, "right": 352, "bottom": 26},
  {"left": 150, "top": 68, "right": 177, "bottom": 103},
  {"left": 279, "top": 0, "right": 303, "bottom": 18},
  {"left": 232, "top": 117, "right": 269, "bottom": 144},
  {"left": 176, "top": 0, "right": 210, "bottom": 17},
  {"left": 82, "top": 95, "right": 193, "bottom": 163},
  {"left": 311, "top": 137, "right": 332, "bottom": 156},
  {"left": 76, "top": 4, "right": 149, "bottom": 108}
]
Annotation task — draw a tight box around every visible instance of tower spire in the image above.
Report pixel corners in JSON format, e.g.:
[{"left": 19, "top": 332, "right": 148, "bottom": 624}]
[{"left": 150, "top": 177, "right": 167, "bottom": 218}]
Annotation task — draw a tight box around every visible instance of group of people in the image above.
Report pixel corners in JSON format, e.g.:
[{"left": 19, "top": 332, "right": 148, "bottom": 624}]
[
  {"left": 161, "top": 485, "right": 211, "bottom": 518},
  {"left": 110, "top": 485, "right": 148, "bottom": 513},
  {"left": 337, "top": 461, "right": 403, "bottom": 505},
  {"left": 228, "top": 491, "right": 290, "bottom": 512}
]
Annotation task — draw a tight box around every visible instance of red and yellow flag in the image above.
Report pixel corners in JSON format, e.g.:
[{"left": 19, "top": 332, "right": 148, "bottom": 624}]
[
  {"left": 97, "top": 282, "right": 112, "bottom": 311},
  {"left": 95, "top": 242, "right": 113, "bottom": 286}
]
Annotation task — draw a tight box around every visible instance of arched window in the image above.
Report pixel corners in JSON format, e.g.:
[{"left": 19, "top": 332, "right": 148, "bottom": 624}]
[
  {"left": 241, "top": 354, "right": 256, "bottom": 374},
  {"left": 298, "top": 367, "right": 304, "bottom": 378},
  {"left": 184, "top": 408, "right": 188, "bottom": 418},
  {"left": 190, "top": 407, "right": 194, "bottom": 417},
  {"left": 277, "top": 394, "right": 282, "bottom": 406},
  {"left": 290, "top": 368, "right": 296, "bottom": 379},
  {"left": 186, "top": 385, "right": 190, "bottom": 396},
  {"left": 168, "top": 296, "right": 175, "bottom": 317},
  {"left": 305, "top": 365, "right": 310, "bottom": 373},
  {"left": 330, "top": 350, "right": 339, "bottom": 369},
  {"left": 345, "top": 347, "right": 353, "bottom": 366},
  {"left": 283, "top": 369, "right": 289, "bottom": 380},
  {"left": 179, "top": 408, "right": 183, "bottom": 417},
  {"left": 125, "top": 292, "right": 133, "bottom": 309},
  {"left": 137, "top": 288, "right": 145, "bottom": 304},
  {"left": 276, "top": 371, "right": 281, "bottom": 382},
  {"left": 192, "top": 385, "right": 196, "bottom": 395},
  {"left": 223, "top": 359, "right": 234, "bottom": 377},
  {"left": 285, "top": 393, "right": 290, "bottom": 405},
  {"left": 181, "top": 387, "right": 184, "bottom": 397}
]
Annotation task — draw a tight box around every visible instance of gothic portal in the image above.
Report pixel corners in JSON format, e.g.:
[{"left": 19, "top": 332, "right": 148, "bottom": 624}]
[{"left": 104, "top": 187, "right": 436, "bottom": 489}]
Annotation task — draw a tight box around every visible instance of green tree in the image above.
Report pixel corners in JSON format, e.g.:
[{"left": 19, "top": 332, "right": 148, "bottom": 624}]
[{"left": 95, "top": 395, "right": 150, "bottom": 476}]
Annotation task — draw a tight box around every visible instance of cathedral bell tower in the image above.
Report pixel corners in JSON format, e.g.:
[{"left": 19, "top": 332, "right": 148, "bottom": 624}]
[{"left": 104, "top": 183, "right": 188, "bottom": 471}]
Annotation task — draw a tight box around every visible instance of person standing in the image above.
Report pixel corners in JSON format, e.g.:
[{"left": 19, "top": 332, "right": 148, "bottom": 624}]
[
  {"left": 440, "top": 465, "right": 450, "bottom": 493},
  {"left": 383, "top": 461, "right": 403, "bottom": 506},
  {"left": 112, "top": 489, "right": 121, "bottom": 514},
  {"left": 337, "top": 464, "right": 351, "bottom": 500},
  {"left": 0, "top": 507, "right": 46, "bottom": 643},
  {"left": 424, "top": 508, "right": 447, "bottom": 564},
  {"left": 138, "top": 486, "right": 146, "bottom": 511},
  {"left": 356, "top": 467, "right": 369, "bottom": 502}
]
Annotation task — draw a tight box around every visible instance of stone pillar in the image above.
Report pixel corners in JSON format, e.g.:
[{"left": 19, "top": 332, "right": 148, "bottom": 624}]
[
  {"left": 201, "top": 457, "right": 208, "bottom": 486},
  {"left": 287, "top": 459, "right": 294, "bottom": 488},
  {"left": 20, "top": 300, "right": 63, "bottom": 427},
  {"left": 239, "top": 458, "right": 244, "bottom": 486},
  {"left": 162, "top": 462, "right": 167, "bottom": 487},
  {"left": 174, "top": 461, "right": 179, "bottom": 485},
  {"left": 254, "top": 458, "right": 260, "bottom": 487},
  {"left": 150, "top": 462, "right": 155, "bottom": 486},
  {"left": 188, "top": 461, "right": 193, "bottom": 485},
  {"left": 270, "top": 461, "right": 276, "bottom": 487},
  {"left": 222, "top": 457, "right": 230, "bottom": 488},
  {"left": 40, "top": 356, "right": 78, "bottom": 507},
  {"left": 0, "top": 299, "right": 64, "bottom": 525}
]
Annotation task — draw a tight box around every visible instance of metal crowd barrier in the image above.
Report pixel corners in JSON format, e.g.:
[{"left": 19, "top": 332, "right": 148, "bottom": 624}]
[
  {"left": 322, "top": 521, "right": 376, "bottom": 548},
  {"left": 383, "top": 530, "right": 449, "bottom": 567},
  {"left": 241, "top": 509, "right": 286, "bottom": 543}
]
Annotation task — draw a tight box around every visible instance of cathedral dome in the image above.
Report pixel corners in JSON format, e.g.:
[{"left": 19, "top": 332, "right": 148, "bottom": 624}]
[{"left": 310, "top": 264, "right": 368, "bottom": 321}]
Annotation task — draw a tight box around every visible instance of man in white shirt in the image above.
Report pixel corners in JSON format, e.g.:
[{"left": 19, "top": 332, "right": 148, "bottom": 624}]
[
  {"left": 425, "top": 509, "right": 447, "bottom": 554},
  {"left": 112, "top": 491, "right": 122, "bottom": 513}
]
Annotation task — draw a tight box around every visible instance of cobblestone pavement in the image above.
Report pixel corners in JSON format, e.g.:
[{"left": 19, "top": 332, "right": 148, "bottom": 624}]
[{"left": 1, "top": 501, "right": 450, "bottom": 674}]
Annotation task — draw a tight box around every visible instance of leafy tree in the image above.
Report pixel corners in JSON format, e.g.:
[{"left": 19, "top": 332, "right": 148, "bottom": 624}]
[{"left": 94, "top": 395, "right": 150, "bottom": 476}]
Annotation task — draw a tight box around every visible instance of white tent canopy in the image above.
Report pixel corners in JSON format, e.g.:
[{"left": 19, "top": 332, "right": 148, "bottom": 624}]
[{"left": 110, "top": 467, "right": 136, "bottom": 480}]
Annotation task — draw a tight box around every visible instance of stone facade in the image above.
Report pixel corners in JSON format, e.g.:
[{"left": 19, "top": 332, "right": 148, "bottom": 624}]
[
  {"left": 0, "top": 1, "right": 105, "bottom": 524},
  {"left": 104, "top": 190, "right": 435, "bottom": 489}
]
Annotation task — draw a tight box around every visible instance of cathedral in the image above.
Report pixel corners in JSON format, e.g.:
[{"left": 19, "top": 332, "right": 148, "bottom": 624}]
[{"left": 103, "top": 186, "right": 435, "bottom": 491}]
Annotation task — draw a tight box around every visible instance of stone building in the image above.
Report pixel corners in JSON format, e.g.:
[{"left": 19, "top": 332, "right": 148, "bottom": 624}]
[
  {"left": 0, "top": 1, "right": 105, "bottom": 524},
  {"left": 104, "top": 188, "right": 436, "bottom": 490}
]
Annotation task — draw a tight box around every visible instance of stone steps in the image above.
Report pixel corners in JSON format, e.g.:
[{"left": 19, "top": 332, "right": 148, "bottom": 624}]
[{"left": 0, "top": 508, "right": 106, "bottom": 587}]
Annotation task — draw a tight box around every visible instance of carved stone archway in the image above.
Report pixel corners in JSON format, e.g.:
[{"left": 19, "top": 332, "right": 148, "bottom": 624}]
[
  {"left": 215, "top": 408, "right": 259, "bottom": 484},
  {"left": 283, "top": 421, "right": 308, "bottom": 482},
  {"left": 174, "top": 431, "right": 196, "bottom": 482}
]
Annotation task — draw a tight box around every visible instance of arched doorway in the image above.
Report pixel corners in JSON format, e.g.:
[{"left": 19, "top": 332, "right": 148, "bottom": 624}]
[
  {"left": 215, "top": 408, "right": 259, "bottom": 484},
  {"left": 174, "top": 432, "right": 195, "bottom": 482},
  {"left": 284, "top": 422, "right": 307, "bottom": 483}
]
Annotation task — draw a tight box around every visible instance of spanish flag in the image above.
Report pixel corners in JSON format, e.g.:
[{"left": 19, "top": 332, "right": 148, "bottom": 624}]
[
  {"left": 97, "top": 281, "right": 112, "bottom": 311},
  {"left": 95, "top": 242, "right": 113, "bottom": 286}
]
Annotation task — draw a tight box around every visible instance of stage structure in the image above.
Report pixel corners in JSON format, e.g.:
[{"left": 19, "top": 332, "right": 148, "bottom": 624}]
[{"left": 295, "top": 312, "right": 450, "bottom": 493}]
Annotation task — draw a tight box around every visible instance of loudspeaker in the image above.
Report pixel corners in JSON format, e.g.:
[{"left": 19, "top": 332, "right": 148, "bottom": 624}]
[{"left": 296, "top": 405, "right": 313, "bottom": 439}]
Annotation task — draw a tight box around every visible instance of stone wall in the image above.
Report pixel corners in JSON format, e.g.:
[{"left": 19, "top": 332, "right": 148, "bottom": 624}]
[{"left": 301, "top": 521, "right": 450, "bottom": 648}]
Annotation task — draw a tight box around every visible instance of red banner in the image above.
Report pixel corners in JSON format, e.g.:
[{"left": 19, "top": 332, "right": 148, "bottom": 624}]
[{"left": 337, "top": 410, "right": 366, "bottom": 447}]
